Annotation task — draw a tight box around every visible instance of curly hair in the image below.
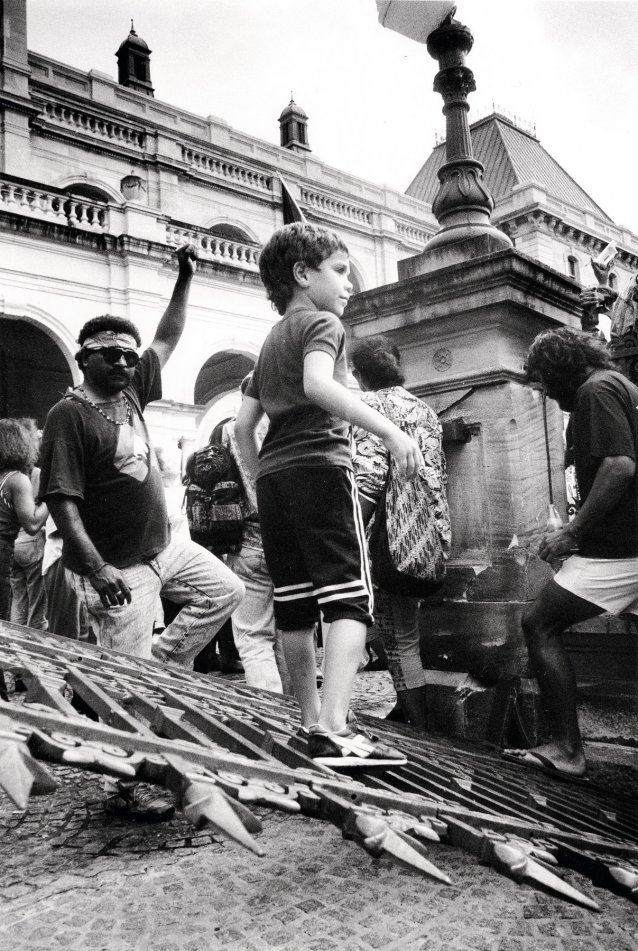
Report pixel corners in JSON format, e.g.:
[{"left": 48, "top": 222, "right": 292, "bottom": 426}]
[
  {"left": 258, "top": 223, "right": 348, "bottom": 315},
  {"left": 350, "top": 335, "right": 405, "bottom": 390},
  {"left": 77, "top": 315, "right": 142, "bottom": 348},
  {"left": 0, "top": 418, "right": 40, "bottom": 474},
  {"left": 525, "top": 327, "right": 614, "bottom": 386}
]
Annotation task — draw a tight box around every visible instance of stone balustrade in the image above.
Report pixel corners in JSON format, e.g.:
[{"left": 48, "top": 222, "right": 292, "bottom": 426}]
[
  {"left": 299, "top": 188, "right": 373, "bottom": 225},
  {"left": 40, "top": 101, "right": 146, "bottom": 149},
  {"left": 0, "top": 180, "right": 110, "bottom": 232},
  {"left": 396, "top": 222, "right": 431, "bottom": 246},
  {"left": 166, "top": 224, "right": 260, "bottom": 270},
  {"left": 180, "top": 147, "right": 272, "bottom": 193}
]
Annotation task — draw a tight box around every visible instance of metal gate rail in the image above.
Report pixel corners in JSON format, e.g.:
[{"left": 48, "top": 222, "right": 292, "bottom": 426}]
[{"left": 1, "top": 622, "right": 636, "bottom": 912}]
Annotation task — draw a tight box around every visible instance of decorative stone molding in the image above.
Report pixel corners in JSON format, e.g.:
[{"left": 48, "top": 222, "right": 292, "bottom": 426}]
[
  {"left": 498, "top": 208, "right": 638, "bottom": 272},
  {"left": 0, "top": 175, "right": 263, "bottom": 277},
  {"left": 396, "top": 222, "right": 432, "bottom": 246},
  {"left": 38, "top": 100, "right": 146, "bottom": 149},
  {"left": 166, "top": 224, "right": 260, "bottom": 271},
  {"left": 180, "top": 147, "right": 273, "bottom": 193},
  {"left": 299, "top": 187, "right": 372, "bottom": 225},
  {"left": 0, "top": 178, "right": 110, "bottom": 232}
]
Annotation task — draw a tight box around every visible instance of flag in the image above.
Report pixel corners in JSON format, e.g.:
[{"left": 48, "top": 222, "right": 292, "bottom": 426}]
[
  {"left": 277, "top": 173, "right": 307, "bottom": 224},
  {"left": 376, "top": 1, "right": 456, "bottom": 44}
]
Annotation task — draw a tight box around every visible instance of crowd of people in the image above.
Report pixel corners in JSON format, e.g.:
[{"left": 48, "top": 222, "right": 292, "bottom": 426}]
[{"left": 2, "top": 221, "right": 636, "bottom": 810}]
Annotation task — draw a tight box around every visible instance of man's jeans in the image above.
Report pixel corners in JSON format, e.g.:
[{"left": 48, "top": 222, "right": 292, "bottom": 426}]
[
  {"left": 227, "top": 545, "right": 290, "bottom": 692},
  {"left": 71, "top": 536, "right": 244, "bottom": 667}
]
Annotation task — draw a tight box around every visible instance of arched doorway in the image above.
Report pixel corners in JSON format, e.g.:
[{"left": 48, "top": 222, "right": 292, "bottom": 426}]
[
  {"left": 0, "top": 318, "right": 73, "bottom": 426},
  {"left": 194, "top": 351, "right": 255, "bottom": 406},
  {"left": 194, "top": 349, "right": 256, "bottom": 445}
]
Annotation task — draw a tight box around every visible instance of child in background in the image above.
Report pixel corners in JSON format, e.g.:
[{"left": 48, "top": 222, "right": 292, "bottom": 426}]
[
  {"left": 235, "top": 222, "right": 421, "bottom": 767},
  {"left": 0, "top": 418, "right": 48, "bottom": 621}
]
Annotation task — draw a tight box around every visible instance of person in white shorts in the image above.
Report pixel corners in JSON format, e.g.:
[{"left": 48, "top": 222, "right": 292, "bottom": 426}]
[{"left": 508, "top": 327, "right": 638, "bottom": 778}]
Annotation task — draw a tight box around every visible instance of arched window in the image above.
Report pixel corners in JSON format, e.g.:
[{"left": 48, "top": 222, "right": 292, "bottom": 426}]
[
  {"left": 609, "top": 272, "right": 618, "bottom": 291},
  {"left": 63, "top": 183, "right": 110, "bottom": 203},
  {"left": 209, "top": 223, "right": 254, "bottom": 244},
  {"left": 567, "top": 255, "right": 580, "bottom": 281}
]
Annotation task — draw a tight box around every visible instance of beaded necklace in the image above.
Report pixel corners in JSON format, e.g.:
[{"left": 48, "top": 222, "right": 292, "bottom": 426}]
[{"left": 76, "top": 386, "right": 132, "bottom": 427}]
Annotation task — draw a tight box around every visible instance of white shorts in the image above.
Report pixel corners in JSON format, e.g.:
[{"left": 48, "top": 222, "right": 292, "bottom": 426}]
[{"left": 554, "top": 554, "right": 638, "bottom": 615}]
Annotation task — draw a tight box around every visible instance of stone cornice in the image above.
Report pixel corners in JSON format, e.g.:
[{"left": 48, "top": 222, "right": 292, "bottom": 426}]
[
  {"left": 497, "top": 205, "right": 638, "bottom": 271},
  {"left": 0, "top": 88, "right": 41, "bottom": 117},
  {"left": 27, "top": 60, "right": 435, "bottom": 240},
  {"left": 411, "top": 366, "right": 527, "bottom": 399},
  {"left": 0, "top": 209, "right": 262, "bottom": 287},
  {"left": 345, "top": 248, "right": 583, "bottom": 329}
]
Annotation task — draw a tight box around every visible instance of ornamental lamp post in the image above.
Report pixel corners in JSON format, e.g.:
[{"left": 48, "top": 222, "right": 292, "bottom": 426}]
[{"left": 377, "top": 1, "right": 512, "bottom": 257}]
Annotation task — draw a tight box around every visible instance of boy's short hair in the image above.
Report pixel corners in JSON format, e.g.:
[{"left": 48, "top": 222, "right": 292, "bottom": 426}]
[{"left": 259, "top": 223, "right": 348, "bottom": 315}]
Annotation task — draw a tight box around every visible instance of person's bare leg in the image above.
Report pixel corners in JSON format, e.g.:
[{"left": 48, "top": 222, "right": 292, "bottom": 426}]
[
  {"left": 319, "top": 618, "right": 366, "bottom": 733},
  {"left": 281, "top": 626, "right": 320, "bottom": 727},
  {"left": 512, "top": 579, "right": 603, "bottom": 775}
]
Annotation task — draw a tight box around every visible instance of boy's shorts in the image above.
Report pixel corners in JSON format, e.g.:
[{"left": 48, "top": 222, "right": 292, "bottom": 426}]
[
  {"left": 554, "top": 554, "right": 638, "bottom": 615},
  {"left": 256, "top": 466, "right": 374, "bottom": 630}
]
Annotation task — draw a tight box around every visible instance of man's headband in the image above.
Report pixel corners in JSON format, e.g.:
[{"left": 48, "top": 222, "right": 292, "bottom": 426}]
[{"left": 81, "top": 331, "right": 138, "bottom": 351}]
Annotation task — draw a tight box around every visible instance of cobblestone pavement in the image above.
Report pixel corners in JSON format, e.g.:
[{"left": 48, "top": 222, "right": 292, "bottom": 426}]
[{"left": 1, "top": 669, "right": 637, "bottom": 951}]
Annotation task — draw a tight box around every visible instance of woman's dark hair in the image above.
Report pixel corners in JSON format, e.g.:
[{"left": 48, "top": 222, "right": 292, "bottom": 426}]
[
  {"left": 350, "top": 335, "right": 405, "bottom": 390},
  {"left": 0, "top": 417, "right": 40, "bottom": 474},
  {"left": 525, "top": 327, "right": 614, "bottom": 386}
]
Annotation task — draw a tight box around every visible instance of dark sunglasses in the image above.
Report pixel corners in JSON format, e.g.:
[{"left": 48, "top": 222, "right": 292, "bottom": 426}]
[{"left": 91, "top": 347, "right": 140, "bottom": 367}]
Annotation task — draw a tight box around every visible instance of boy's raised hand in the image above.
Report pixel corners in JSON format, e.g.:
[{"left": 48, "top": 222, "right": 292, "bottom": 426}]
[{"left": 383, "top": 428, "right": 423, "bottom": 480}]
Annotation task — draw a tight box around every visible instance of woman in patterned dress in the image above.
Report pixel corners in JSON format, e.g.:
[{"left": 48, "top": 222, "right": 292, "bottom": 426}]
[
  {"left": 351, "top": 337, "right": 450, "bottom": 730},
  {"left": 0, "top": 418, "right": 48, "bottom": 620}
]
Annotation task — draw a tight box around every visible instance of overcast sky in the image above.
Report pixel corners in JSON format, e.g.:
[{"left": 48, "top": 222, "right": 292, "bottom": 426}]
[{"left": 27, "top": 0, "right": 638, "bottom": 232}]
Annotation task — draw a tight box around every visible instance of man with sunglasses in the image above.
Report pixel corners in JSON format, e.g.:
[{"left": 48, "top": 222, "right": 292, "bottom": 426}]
[{"left": 39, "top": 243, "right": 244, "bottom": 689}]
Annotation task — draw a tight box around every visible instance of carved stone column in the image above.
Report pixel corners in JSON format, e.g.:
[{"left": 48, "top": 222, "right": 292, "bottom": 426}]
[{"left": 423, "top": 16, "right": 512, "bottom": 254}]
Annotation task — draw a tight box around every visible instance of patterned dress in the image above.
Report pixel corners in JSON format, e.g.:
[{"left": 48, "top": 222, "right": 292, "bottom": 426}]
[{"left": 352, "top": 386, "right": 450, "bottom": 693}]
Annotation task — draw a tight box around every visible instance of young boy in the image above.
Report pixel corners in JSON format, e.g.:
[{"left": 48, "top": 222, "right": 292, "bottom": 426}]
[{"left": 235, "top": 223, "right": 422, "bottom": 768}]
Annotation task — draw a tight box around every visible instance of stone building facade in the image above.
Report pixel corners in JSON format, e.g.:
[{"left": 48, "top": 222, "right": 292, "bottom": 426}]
[
  {"left": 0, "top": 2, "right": 434, "bottom": 452},
  {"left": 2, "top": 2, "right": 637, "bottom": 457}
]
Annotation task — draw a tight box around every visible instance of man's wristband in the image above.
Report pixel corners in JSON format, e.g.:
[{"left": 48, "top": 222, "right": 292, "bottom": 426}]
[{"left": 86, "top": 562, "right": 107, "bottom": 578}]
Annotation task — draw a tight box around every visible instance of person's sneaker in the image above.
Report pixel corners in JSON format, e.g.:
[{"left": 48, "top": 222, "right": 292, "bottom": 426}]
[
  {"left": 307, "top": 725, "right": 407, "bottom": 769},
  {"left": 105, "top": 782, "right": 175, "bottom": 821},
  {"left": 219, "top": 656, "right": 245, "bottom": 674},
  {"left": 296, "top": 709, "right": 359, "bottom": 742}
]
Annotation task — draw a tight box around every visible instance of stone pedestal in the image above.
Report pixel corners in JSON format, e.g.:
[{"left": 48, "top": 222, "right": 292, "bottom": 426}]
[{"left": 345, "top": 246, "right": 583, "bottom": 742}]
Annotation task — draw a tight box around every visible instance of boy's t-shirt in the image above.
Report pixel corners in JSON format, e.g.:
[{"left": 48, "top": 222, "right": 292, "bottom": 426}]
[
  {"left": 571, "top": 369, "right": 638, "bottom": 558},
  {"left": 246, "top": 305, "right": 353, "bottom": 477}
]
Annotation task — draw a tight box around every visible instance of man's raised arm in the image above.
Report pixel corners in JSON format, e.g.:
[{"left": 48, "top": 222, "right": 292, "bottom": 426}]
[{"left": 151, "top": 243, "right": 198, "bottom": 368}]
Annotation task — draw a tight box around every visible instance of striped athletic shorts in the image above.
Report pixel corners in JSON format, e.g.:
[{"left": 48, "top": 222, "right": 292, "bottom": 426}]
[{"left": 256, "top": 465, "right": 374, "bottom": 630}]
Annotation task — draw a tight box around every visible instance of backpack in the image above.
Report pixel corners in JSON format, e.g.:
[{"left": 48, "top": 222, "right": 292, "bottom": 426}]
[
  {"left": 184, "top": 421, "right": 245, "bottom": 555},
  {"left": 367, "top": 394, "right": 450, "bottom": 598}
]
